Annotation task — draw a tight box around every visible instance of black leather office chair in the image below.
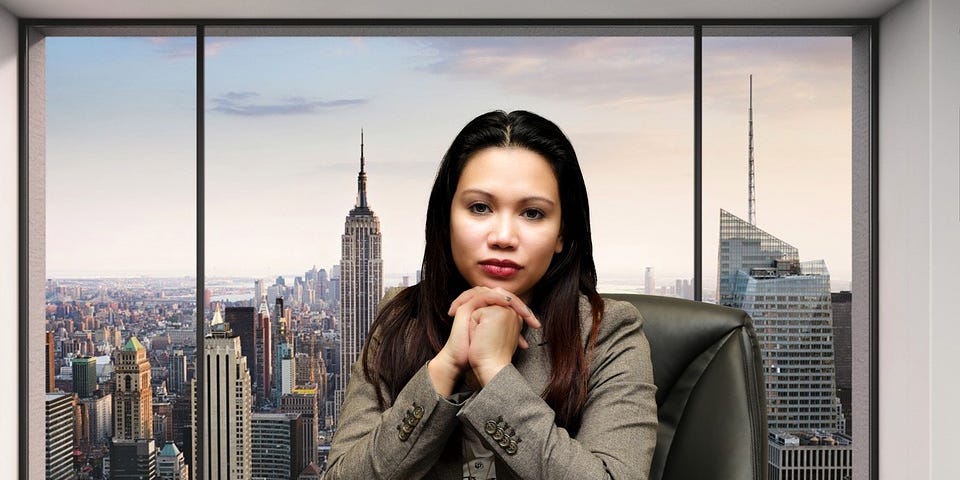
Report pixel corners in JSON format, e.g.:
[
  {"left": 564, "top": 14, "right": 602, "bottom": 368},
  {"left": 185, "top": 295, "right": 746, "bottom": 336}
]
[{"left": 604, "top": 293, "right": 768, "bottom": 480}]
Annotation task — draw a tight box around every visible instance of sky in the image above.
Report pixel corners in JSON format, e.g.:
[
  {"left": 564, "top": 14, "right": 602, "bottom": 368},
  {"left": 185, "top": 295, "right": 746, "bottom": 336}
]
[{"left": 44, "top": 34, "right": 852, "bottom": 292}]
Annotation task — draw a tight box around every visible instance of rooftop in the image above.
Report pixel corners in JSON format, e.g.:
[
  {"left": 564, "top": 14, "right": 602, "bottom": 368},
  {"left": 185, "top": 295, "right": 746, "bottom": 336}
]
[{"left": 121, "top": 336, "right": 145, "bottom": 352}]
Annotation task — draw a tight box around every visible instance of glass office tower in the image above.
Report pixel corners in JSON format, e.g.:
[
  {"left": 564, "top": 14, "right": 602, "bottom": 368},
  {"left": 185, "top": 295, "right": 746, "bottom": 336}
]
[{"left": 718, "top": 209, "right": 842, "bottom": 432}]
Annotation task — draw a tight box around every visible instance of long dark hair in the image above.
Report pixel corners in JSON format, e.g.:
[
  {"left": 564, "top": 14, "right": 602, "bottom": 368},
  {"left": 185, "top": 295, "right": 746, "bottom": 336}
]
[{"left": 362, "top": 110, "right": 604, "bottom": 433}]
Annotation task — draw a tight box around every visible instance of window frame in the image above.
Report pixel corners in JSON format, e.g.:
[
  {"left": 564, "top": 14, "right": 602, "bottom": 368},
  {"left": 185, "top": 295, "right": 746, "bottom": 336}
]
[{"left": 18, "top": 18, "right": 878, "bottom": 480}]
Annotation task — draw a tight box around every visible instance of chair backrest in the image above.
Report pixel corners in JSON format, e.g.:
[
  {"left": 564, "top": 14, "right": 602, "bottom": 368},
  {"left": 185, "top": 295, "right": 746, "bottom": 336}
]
[{"left": 604, "top": 293, "right": 768, "bottom": 480}]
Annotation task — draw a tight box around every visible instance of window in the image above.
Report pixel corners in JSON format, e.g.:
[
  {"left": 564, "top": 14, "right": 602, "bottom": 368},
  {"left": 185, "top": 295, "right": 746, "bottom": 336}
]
[{"left": 21, "top": 21, "right": 876, "bottom": 480}]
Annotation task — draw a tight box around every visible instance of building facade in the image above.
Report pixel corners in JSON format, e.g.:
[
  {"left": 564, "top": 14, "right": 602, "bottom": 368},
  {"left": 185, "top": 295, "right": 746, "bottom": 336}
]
[
  {"left": 78, "top": 393, "right": 112, "bottom": 446},
  {"left": 193, "top": 309, "right": 253, "bottom": 480},
  {"left": 112, "top": 336, "right": 157, "bottom": 479},
  {"left": 717, "top": 209, "right": 799, "bottom": 306},
  {"left": 110, "top": 439, "right": 158, "bottom": 480},
  {"left": 114, "top": 336, "right": 153, "bottom": 440},
  {"left": 831, "top": 291, "right": 853, "bottom": 436},
  {"left": 157, "top": 441, "right": 190, "bottom": 480},
  {"left": 335, "top": 133, "right": 383, "bottom": 426},
  {"left": 45, "top": 393, "right": 75, "bottom": 480},
  {"left": 255, "top": 300, "right": 272, "bottom": 407},
  {"left": 251, "top": 412, "right": 305, "bottom": 480},
  {"left": 280, "top": 389, "right": 320, "bottom": 468},
  {"left": 225, "top": 306, "right": 257, "bottom": 398},
  {"left": 768, "top": 430, "right": 853, "bottom": 480},
  {"left": 169, "top": 349, "right": 187, "bottom": 394},
  {"left": 719, "top": 210, "right": 842, "bottom": 432},
  {"left": 72, "top": 355, "right": 97, "bottom": 398},
  {"left": 47, "top": 331, "right": 57, "bottom": 393}
]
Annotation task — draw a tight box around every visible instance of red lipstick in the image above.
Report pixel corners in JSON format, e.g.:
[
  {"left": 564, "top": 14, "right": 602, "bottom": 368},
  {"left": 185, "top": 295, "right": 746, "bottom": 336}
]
[
  {"left": 480, "top": 258, "right": 523, "bottom": 278},
  {"left": 479, "top": 259, "right": 522, "bottom": 279}
]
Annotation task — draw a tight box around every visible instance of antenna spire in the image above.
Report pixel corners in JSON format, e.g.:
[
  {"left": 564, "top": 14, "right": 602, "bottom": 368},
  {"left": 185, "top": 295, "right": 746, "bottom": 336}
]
[
  {"left": 356, "top": 129, "right": 368, "bottom": 209},
  {"left": 748, "top": 75, "right": 756, "bottom": 225}
]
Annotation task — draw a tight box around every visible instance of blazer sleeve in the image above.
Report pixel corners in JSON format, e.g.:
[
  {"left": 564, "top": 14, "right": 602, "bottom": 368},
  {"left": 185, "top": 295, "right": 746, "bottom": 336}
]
[
  {"left": 324, "top": 359, "right": 463, "bottom": 480},
  {"left": 456, "top": 298, "right": 658, "bottom": 480}
]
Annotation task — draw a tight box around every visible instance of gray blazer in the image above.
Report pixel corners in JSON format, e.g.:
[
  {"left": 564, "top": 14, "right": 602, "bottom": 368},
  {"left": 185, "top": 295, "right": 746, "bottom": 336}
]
[{"left": 325, "top": 297, "right": 658, "bottom": 479}]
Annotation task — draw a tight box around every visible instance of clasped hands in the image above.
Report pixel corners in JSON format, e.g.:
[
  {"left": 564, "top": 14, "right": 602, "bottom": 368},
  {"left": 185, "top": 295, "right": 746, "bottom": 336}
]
[{"left": 428, "top": 286, "right": 542, "bottom": 397}]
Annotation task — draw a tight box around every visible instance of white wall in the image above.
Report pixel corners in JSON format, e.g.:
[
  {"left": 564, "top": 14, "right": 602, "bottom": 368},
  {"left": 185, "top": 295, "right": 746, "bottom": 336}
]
[
  {"left": 0, "top": 5, "right": 18, "bottom": 479},
  {"left": 879, "top": 1, "right": 930, "bottom": 477},
  {"left": 927, "top": 0, "right": 960, "bottom": 477},
  {"left": 880, "top": 0, "right": 960, "bottom": 478}
]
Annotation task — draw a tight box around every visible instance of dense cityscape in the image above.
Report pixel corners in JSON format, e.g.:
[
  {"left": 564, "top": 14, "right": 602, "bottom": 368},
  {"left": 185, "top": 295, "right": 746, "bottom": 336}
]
[
  {"left": 45, "top": 109, "right": 853, "bottom": 480},
  {"left": 43, "top": 208, "right": 855, "bottom": 480}
]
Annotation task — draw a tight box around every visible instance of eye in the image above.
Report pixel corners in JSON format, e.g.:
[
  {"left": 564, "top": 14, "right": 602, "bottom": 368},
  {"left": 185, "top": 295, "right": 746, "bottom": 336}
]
[
  {"left": 521, "top": 208, "right": 545, "bottom": 220},
  {"left": 468, "top": 202, "right": 491, "bottom": 215}
]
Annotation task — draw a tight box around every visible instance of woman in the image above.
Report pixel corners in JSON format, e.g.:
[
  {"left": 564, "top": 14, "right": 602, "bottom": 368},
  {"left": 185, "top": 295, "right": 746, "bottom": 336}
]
[{"left": 326, "top": 110, "right": 657, "bottom": 479}]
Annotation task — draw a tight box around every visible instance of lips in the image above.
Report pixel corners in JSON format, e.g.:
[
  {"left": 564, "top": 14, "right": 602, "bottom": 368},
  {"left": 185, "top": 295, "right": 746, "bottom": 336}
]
[{"left": 479, "top": 259, "right": 523, "bottom": 279}]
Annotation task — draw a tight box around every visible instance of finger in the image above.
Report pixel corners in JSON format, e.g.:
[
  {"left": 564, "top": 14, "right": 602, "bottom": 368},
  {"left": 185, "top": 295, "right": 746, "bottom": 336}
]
[
  {"left": 447, "top": 287, "right": 490, "bottom": 316},
  {"left": 491, "top": 288, "right": 541, "bottom": 330},
  {"left": 518, "top": 335, "right": 529, "bottom": 350},
  {"left": 451, "top": 287, "right": 541, "bottom": 329}
]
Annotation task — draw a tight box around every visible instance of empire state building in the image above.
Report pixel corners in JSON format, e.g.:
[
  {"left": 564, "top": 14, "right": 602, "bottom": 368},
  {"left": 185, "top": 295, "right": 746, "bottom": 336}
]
[{"left": 335, "top": 131, "right": 383, "bottom": 425}]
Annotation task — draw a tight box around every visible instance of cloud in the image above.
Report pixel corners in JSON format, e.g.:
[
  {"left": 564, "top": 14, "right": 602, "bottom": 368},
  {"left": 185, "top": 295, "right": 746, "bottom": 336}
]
[
  {"left": 210, "top": 92, "right": 368, "bottom": 116},
  {"left": 701, "top": 37, "right": 851, "bottom": 115},
  {"left": 146, "top": 37, "right": 233, "bottom": 60},
  {"left": 417, "top": 37, "right": 694, "bottom": 109},
  {"left": 416, "top": 36, "right": 849, "bottom": 114}
]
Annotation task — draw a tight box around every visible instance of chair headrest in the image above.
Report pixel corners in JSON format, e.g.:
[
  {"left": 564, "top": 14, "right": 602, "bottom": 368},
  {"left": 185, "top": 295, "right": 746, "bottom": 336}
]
[{"left": 602, "top": 293, "right": 753, "bottom": 406}]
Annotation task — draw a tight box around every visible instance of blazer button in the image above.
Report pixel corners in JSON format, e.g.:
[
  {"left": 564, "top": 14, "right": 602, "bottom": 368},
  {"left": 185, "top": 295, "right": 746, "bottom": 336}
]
[
  {"left": 506, "top": 440, "right": 518, "bottom": 455},
  {"left": 401, "top": 423, "right": 414, "bottom": 434},
  {"left": 413, "top": 404, "right": 425, "bottom": 419},
  {"left": 498, "top": 436, "right": 509, "bottom": 448},
  {"left": 484, "top": 420, "right": 497, "bottom": 435}
]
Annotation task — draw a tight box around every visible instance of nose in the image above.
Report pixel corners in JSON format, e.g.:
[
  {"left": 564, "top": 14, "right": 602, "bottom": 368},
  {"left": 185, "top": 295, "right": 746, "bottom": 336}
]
[{"left": 488, "top": 213, "right": 518, "bottom": 249}]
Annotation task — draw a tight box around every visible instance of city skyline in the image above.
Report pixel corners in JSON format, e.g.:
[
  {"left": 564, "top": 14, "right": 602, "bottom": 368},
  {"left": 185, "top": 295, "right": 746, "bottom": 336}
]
[{"left": 44, "top": 35, "right": 852, "bottom": 291}]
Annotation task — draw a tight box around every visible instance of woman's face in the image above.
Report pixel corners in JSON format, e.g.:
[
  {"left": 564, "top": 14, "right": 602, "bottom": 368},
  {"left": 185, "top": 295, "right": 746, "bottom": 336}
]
[{"left": 450, "top": 146, "right": 563, "bottom": 302}]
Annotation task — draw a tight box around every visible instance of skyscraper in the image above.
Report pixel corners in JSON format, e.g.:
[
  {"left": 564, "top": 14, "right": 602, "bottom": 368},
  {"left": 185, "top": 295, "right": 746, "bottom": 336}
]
[
  {"left": 193, "top": 308, "right": 252, "bottom": 480},
  {"left": 644, "top": 267, "right": 655, "bottom": 295},
  {"left": 256, "top": 300, "right": 273, "bottom": 406},
  {"left": 225, "top": 306, "right": 258, "bottom": 403},
  {"left": 717, "top": 209, "right": 841, "bottom": 431},
  {"left": 335, "top": 131, "right": 383, "bottom": 425},
  {"left": 114, "top": 337, "right": 154, "bottom": 441},
  {"left": 254, "top": 279, "right": 265, "bottom": 311},
  {"left": 110, "top": 439, "right": 158, "bottom": 480},
  {"left": 169, "top": 349, "right": 187, "bottom": 394},
  {"left": 831, "top": 291, "right": 853, "bottom": 435},
  {"left": 251, "top": 412, "right": 305, "bottom": 480},
  {"left": 45, "top": 393, "right": 75, "bottom": 480},
  {"left": 72, "top": 355, "right": 97, "bottom": 398},
  {"left": 46, "top": 331, "right": 56, "bottom": 393},
  {"left": 716, "top": 209, "right": 799, "bottom": 307},
  {"left": 111, "top": 336, "right": 157, "bottom": 480},
  {"left": 79, "top": 393, "right": 113, "bottom": 446},
  {"left": 273, "top": 297, "right": 295, "bottom": 405},
  {"left": 718, "top": 77, "right": 851, "bottom": 474},
  {"left": 280, "top": 388, "right": 320, "bottom": 468}
]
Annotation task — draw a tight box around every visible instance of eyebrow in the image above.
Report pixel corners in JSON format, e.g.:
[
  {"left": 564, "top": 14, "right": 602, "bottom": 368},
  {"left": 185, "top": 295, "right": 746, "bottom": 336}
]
[{"left": 458, "top": 188, "right": 557, "bottom": 207}]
